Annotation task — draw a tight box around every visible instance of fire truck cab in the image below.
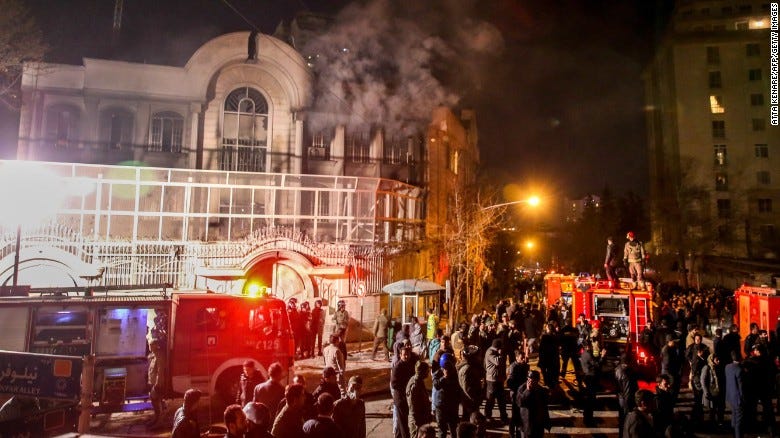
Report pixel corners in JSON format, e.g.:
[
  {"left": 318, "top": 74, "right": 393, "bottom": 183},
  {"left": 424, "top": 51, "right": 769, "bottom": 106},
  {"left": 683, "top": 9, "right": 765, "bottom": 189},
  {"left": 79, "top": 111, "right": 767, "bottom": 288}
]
[
  {"left": 571, "top": 278, "right": 656, "bottom": 378},
  {"left": 734, "top": 284, "right": 780, "bottom": 340},
  {"left": 0, "top": 287, "right": 293, "bottom": 412}
]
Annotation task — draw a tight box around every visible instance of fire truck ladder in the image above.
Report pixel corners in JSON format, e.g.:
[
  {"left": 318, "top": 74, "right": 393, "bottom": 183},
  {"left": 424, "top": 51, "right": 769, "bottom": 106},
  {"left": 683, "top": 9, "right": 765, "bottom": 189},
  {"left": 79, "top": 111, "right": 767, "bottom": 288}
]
[{"left": 634, "top": 296, "right": 647, "bottom": 342}]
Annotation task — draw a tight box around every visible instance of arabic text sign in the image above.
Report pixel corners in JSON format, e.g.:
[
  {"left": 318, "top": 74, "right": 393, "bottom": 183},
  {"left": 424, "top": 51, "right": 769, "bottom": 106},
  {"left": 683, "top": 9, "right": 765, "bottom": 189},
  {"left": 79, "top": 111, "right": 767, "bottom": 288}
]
[{"left": 0, "top": 350, "right": 82, "bottom": 401}]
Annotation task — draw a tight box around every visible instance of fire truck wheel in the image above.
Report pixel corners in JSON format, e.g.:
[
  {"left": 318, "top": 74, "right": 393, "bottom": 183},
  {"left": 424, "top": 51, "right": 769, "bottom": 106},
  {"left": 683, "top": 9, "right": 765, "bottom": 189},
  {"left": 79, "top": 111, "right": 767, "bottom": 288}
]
[{"left": 215, "top": 367, "right": 242, "bottom": 405}]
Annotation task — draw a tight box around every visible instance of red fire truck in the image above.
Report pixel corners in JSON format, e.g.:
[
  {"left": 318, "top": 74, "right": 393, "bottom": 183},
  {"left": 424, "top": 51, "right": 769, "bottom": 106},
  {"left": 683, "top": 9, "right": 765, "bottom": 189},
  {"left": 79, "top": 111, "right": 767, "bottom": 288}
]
[
  {"left": 0, "top": 285, "right": 293, "bottom": 412},
  {"left": 570, "top": 278, "right": 657, "bottom": 381},
  {"left": 734, "top": 284, "right": 780, "bottom": 340}
]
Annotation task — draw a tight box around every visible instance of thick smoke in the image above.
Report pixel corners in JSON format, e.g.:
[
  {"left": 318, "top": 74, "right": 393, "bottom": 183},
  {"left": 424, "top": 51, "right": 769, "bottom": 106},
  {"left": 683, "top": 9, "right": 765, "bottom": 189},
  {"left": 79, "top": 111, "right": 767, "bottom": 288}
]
[{"left": 303, "top": 0, "right": 503, "bottom": 135}]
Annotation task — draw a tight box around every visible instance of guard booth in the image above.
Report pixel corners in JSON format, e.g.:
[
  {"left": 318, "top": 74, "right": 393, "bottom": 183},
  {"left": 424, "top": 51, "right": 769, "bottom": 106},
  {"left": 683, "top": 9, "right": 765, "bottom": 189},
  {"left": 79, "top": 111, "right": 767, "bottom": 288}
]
[
  {"left": 383, "top": 279, "right": 445, "bottom": 324},
  {"left": 734, "top": 284, "right": 780, "bottom": 340}
]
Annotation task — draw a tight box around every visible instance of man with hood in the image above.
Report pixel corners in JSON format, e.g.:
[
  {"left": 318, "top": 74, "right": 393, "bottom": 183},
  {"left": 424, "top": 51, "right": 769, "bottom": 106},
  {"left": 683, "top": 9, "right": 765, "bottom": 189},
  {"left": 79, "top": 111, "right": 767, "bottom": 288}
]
[
  {"left": 457, "top": 345, "right": 484, "bottom": 421},
  {"left": 406, "top": 361, "right": 432, "bottom": 438},
  {"left": 484, "top": 338, "right": 508, "bottom": 422}
]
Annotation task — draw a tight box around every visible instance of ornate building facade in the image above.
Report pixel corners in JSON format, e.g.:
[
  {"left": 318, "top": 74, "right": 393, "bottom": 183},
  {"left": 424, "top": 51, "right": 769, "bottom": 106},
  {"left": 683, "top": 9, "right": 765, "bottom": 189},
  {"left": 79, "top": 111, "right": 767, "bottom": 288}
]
[{"left": 6, "top": 31, "right": 479, "bottom": 331}]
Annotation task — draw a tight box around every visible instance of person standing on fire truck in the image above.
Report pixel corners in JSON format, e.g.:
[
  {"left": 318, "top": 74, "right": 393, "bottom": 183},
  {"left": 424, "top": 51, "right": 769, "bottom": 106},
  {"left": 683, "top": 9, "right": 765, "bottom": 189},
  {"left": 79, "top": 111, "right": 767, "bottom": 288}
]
[
  {"left": 604, "top": 236, "right": 619, "bottom": 281},
  {"left": 623, "top": 231, "right": 646, "bottom": 290}
]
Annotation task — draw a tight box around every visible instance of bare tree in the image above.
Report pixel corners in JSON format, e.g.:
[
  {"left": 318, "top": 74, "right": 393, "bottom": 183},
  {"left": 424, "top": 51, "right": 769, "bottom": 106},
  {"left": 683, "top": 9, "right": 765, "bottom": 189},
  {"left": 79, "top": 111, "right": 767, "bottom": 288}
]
[
  {"left": 436, "top": 185, "right": 504, "bottom": 331},
  {"left": 0, "top": 0, "right": 46, "bottom": 110}
]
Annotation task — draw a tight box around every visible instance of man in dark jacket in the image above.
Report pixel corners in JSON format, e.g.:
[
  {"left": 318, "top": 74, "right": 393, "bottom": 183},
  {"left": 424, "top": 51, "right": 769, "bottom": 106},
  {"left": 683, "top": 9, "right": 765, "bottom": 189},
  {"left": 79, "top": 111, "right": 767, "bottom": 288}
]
[
  {"left": 302, "top": 393, "right": 342, "bottom": 438},
  {"left": 654, "top": 374, "right": 675, "bottom": 437},
  {"left": 457, "top": 345, "right": 484, "bottom": 421},
  {"left": 516, "top": 370, "right": 550, "bottom": 438},
  {"left": 604, "top": 236, "right": 619, "bottom": 281},
  {"left": 538, "top": 323, "right": 560, "bottom": 388},
  {"left": 237, "top": 360, "right": 265, "bottom": 407},
  {"left": 433, "top": 358, "right": 462, "bottom": 438},
  {"left": 390, "top": 346, "right": 416, "bottom": 438},
  {"left": 254, "top": 362, "right": 286, "bottom": 419},
  {"left": 579, "top": 342, "right": 599, "bottom": 426},
  {"left": 311, "top": 300, "right": 326, "bottom": 357},
  {"left": 725, "top": 351, "right": 744, "bottom": 438},
  {"left": 483, "top": 338, "right": 508, "bottom": 422},
  {"left": 406, "top": 361, "right": 432, "bottom": 438},
  {"left": 172, "top": 389, "right": 202, "bottom": 438},
  {"left": 660, "top": 335, "right": 683, "bottom": 400},
  {"left": 224, "top": 404, "right": 249, "bottom": 438},
  {"left": 615, "top": 354, "right": 638, "bottom": 438},
  {"left": 506, "top": 350, "right": 530, "bottom": 438},
  {"left": 623, "top": 389, "right": 655, "bottom": 438},
  {"left": 312, "top": 367, "right": 341, "bottom": 401},
  {"left": 333, "top": 375, "right": 366, "bottom": 438},
  {"left": 272, "top": 384, "right": 306, "bottom": 438}
]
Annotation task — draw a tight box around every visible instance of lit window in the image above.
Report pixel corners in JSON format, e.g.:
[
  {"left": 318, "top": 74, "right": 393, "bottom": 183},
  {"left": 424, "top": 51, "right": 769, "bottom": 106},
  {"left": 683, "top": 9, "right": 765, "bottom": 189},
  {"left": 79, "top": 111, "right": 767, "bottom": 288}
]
[
  {"left": 45, "top": 105, "right": 80, "bottom": 148},
  {"left": 751, "top": 94, "right": 764, "bottom": 106},
  {"left": 386, "top": 137, "right": 411, "bottom": 165},
  {"left": 448, "top": 148, "right": 459, "bottom": 174},
  {"left": 753, "top": 118, "right": 766, "bottom": 131},
  {"left": 708, "top": 71, "right": 722, "bottom": 88},
  {"left": 347, "top": 132, "right": 370, "bottom": 163},
  {"left": 710, "top": 95, "right": 725, "bottom": 113},
  {"left": 308, "top": 131, "right": 331, "bottom": 160},
  {"left": 712, "top": 120, "right": 726, "bottom": 138},
  {"left": 755, "top": 143, "right": 769, "bottom": 158},
  {"left": 746, "top": 43, "right": 760, "bottom": 56},
  {"left": 221, "top": 87, "right": 269, "bottom": 172},
  {"left": 706, "top": 46, "right": 720, "bottom": 64},
  {"left": 758, "top": 171, "right": 771, "bottom": 185},
  {"left": 149, "top": 112, "right": 183, "bottom": 153},
  {"left": 758, "top": 198, "right": 773, "bottom": 213},
  {"left": 715, "top": 173, "right": 729, "bottom": 191},
  {"left": 717, "top": 199, "right": 731, "bottom": 218},
  {"left": 100, "top": 108, "right": 134, "bottom": 149},
  {"left": 714, "top": 144, "right": 727, "bottom": 165},
  {"left": 749, "top": 69, "right": 762, "bottom": 81}
]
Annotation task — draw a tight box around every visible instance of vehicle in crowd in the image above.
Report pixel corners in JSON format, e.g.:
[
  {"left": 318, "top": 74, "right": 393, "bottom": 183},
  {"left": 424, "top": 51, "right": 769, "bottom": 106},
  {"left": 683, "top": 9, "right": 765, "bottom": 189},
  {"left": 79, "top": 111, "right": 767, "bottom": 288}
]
[
  {"left": 0, "top": 285, "right": 293, "bottom": 413},
  {"left": 734, "top": 283, "right": 780, "bottom": 339},
  {"left": 570, "top": 277, "right": 656, "bottom": 378}
]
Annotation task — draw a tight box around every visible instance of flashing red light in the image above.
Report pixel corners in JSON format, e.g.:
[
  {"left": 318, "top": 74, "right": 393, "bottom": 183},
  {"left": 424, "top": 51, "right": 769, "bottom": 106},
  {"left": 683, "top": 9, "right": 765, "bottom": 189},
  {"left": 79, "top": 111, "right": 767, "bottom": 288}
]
[{"left": 638, "top": 350, "right": 646, "bottom": 359}]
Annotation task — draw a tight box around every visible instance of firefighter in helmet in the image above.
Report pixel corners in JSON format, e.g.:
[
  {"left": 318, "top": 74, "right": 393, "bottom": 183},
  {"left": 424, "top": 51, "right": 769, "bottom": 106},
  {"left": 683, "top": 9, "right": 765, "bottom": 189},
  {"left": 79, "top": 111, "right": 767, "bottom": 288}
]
[
  {"left": 287, "top": 298, "right": 301, "bottom": 358},
  {"left": 299, "top": 301, "right": 313, "bottom": 358},
  {"left": 312, "top": 299, "right": 326, "bottom": 356},
  {"left": 623, "top": 231, "right": 646, "bottom": 290},
  {"left": 333, "top": 299, "right": 350, "bottom": 350}
]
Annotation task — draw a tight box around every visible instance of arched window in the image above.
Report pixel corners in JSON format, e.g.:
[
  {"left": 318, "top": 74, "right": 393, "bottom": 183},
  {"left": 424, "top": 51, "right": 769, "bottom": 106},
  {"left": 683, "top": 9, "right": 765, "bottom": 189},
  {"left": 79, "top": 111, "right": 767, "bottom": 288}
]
[
  {"left": 149, "top": 111, "right": 183, "bottom": 153},
  {"left": 99, "top": 107, "right": 134, "bottom": 149},
  {"left": 221, "top": 87, "right": 269, "bottom": 172},
  {"left": 44, "top": 105, "right": 80, "bottom": 148}
]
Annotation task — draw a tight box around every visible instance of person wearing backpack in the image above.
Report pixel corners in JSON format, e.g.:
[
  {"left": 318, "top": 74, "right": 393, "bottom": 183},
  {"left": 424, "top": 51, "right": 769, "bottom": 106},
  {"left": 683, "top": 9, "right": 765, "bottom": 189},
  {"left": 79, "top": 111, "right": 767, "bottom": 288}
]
[
  {"left": 623, "top": 231, "right": 646, "bottom": 290},
  {"left": 701, "top": 353, "right": 725, "bottom": 427}
]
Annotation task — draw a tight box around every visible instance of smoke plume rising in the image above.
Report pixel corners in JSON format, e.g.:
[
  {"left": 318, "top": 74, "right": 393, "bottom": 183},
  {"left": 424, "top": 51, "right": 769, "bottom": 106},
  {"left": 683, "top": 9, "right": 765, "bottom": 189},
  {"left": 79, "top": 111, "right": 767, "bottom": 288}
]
[{"left": 303, "top": 0, "right": 503, "bottom": 135}]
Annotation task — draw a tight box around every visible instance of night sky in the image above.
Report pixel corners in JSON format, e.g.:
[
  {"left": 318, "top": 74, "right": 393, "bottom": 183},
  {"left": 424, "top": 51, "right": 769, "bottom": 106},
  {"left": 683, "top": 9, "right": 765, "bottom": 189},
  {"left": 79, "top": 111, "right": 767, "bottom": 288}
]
[{"left": 1, "top": 0, "right": 674, "bottom": 198}]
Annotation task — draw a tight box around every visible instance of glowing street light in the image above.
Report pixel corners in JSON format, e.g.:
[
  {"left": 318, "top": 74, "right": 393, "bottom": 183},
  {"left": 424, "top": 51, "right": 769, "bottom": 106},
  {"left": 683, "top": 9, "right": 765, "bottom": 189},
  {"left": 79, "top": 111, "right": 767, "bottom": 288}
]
[
  {"left": 0, "top": 161, "right": 89, "bottom": 287},
  {"left": 481, "top": 195, "right": 542, "bottom": 211},
  {"left": 525, "top": 240, "right": 535, "bottom": 249}
]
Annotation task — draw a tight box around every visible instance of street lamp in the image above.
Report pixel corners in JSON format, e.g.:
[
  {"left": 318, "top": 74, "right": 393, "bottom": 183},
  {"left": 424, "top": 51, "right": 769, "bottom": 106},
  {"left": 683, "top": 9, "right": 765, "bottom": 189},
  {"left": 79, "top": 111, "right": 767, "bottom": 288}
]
[
  {"left": 0, "top": 162, "right": 70, "bottom": 287},
  {"left": 481, "top": 195, "right": 542, "bottom": 210}
]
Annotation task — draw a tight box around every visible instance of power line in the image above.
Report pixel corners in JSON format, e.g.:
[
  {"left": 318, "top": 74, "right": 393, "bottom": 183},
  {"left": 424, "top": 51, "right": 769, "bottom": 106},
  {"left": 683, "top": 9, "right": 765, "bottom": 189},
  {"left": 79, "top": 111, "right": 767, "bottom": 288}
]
[{"left": 219, "top": 0, "right": 260, "bottom": 32}]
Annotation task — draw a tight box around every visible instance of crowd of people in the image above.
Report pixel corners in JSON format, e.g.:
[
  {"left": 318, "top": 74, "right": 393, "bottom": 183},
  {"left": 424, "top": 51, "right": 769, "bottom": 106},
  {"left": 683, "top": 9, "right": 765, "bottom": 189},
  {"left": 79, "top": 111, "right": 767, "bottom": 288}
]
[
  {"left": 387, "top": 291, "right": 780, "bottom": 438},
  {"left": 165, "top": 272, "right": 780, "bottom": 438}
]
